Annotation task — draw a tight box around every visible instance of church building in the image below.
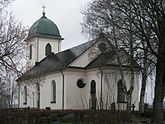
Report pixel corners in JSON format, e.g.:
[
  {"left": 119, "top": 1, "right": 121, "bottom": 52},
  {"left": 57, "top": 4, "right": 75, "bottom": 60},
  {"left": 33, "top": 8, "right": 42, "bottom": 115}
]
[{"left": 17, "top": 9, "right": 140, "bottom": 110}]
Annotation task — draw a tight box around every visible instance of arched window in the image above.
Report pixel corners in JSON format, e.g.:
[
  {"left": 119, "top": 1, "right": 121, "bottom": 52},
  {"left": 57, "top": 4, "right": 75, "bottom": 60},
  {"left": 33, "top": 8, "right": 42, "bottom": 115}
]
[
  {"left": 45, "top": 43, "right": 52, "bottom": 56},
  {"left": 29, "top": 45, "right": 32, "bottom": 59},
  {"left": 90, "top": 80, "right": 96, "bottom": 109},
  {"left": 117, "top": 80, "right": 125, "bottom": 103},
  {"left": 24, "top": 86, "right": 27, "bottom": 104},
  {"left": 51, "top": 80, "right": 56, "bottom": 102},
  {"left": 90, "top": 80, "right": 96, "bottom": 94}
]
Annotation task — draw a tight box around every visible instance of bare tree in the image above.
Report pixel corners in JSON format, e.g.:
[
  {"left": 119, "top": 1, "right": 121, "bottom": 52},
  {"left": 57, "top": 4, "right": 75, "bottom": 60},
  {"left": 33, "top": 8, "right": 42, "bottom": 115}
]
[
  {"left": 82, "top": 0, "right": 143, "bottom": 112},
  {"left": 82, "top": 0, "right": 165, "bottom": 123},
  {"left": 0, "top": 0, "right": 27, "bottom": 108}
]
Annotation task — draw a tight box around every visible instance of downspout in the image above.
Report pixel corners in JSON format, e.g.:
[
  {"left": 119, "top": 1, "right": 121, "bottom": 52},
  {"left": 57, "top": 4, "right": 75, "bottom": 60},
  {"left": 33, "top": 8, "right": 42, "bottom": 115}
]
[
  {"left": 33, "top": 92, "right": 34, "bottom": 108},
  {"left": 99, "top": 67, "right": 103, "bottom": 109},
  {"left": 37, "top": 82, "right": 40, "bottom": 109},
  {"left": 60, "top": 70, "right": 64, "bottom": 109},
  {"left": 18, "top": 83, "right": 20, "bottom": 108}
]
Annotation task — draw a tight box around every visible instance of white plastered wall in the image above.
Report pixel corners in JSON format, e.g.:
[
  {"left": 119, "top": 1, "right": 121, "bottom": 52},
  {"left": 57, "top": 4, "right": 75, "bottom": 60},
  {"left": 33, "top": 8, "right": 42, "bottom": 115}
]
[
  {"left": 39, "top": 72, "right": 63, "bottom": 109},
  {"left": 19, "top": 67, "right": 139, "bottom": 110},
  {"left": 26, "top": 36, "right": 61, "bottom": 69},
  {"left": 86, "top": 68, "right": 102, "bottom": 109},
  {"left": 64, "top": 69, "right": 88, "bottom": 109},
  {"left": 38, "top": 37, "right": 61, "bottom": 61},
  {"left": 64, "top": 68, "right": 102, "bottom": 109},
  {"left": 26, "top": 37, "right": 37, "bottom": 69},
  {"left": 102, "top": 67, "right": 139, "bottom": 110},
  {"left": 69, "top": 40, "right": 103, "bottom": 68},
  {"left": 19, "top": 82, "right": 38, "bottom": 108}
]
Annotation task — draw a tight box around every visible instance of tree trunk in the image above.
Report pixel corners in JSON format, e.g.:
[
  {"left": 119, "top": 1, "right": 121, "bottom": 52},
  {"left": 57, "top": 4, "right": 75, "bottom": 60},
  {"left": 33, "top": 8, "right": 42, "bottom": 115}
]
[
  {"left": 153, "top": 43, "right": 165, "bottom": 123},
  {"left": 139, "top": 47, "right": 148, "bottom": 113},
  {"left": 126, "top": 27, "right": 135, "bottom": 112},
  {"left": 153, "top": 59, "right": 164, "bottom": 123},
  {"left": 153, "top": 22, "right": 165, "bottom": 123},
  {"left": 139, "top": 71, "right": 147, "bottom": 113}
]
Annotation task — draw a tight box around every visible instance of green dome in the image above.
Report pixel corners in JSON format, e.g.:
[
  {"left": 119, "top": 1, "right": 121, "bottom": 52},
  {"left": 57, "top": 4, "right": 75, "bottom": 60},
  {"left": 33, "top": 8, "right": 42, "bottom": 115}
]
[{"left": 28, "top": 14, "right": 62, "bottom": 39}]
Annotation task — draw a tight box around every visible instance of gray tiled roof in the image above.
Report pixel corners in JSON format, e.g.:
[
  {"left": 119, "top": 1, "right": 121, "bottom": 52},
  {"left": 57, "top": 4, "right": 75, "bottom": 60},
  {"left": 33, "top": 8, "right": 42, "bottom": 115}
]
[
  {"left": 86, "top": 50, "right": 140, "bottom": 69},
  {"left": 86, "top": 51, "right": 115, "bottom": 69},
  {"left": 17, "top": 38, "right": 98, "bottom": 81}
]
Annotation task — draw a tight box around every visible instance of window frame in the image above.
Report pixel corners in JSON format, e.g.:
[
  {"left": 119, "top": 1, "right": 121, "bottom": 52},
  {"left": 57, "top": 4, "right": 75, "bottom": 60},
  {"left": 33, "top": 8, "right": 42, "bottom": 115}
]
[
  {"left": 24, "top": 86, "right": 27, "bottom": 105},
  {"left": 29, "top": 45, "right": 32, "bottom": 60},
  {"left": 51, "top": 80, "right": 56, "bottom": 103},
  {"left": 45, "top": 43, "right": 52, "bottom": 56}
]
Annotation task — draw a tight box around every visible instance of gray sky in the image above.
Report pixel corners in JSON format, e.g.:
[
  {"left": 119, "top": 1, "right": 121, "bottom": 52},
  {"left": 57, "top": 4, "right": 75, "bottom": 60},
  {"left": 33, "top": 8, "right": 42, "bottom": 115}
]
[{"left": 11, "top": 0, "right": 91, "bottom": 50}]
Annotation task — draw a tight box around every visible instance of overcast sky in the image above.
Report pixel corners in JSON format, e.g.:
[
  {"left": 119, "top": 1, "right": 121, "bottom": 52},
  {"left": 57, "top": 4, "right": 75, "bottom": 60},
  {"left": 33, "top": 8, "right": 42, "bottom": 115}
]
[{"left": 11, "top": 0, "right": 91, "bottom": 50}]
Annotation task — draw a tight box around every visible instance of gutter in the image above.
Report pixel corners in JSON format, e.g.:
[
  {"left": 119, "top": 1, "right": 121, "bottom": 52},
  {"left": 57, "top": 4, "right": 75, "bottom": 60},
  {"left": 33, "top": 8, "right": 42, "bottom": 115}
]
[
  {"left": 99, "top": 67, "right": 103, "bottom": 109},
  {"left": 60, "top": 70, "right": 64, "bottom": 109}
]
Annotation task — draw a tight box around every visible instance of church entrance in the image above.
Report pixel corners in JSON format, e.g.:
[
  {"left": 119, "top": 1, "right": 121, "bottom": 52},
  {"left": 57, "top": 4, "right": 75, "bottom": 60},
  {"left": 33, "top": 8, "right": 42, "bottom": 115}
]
[{"left": 90, "top": 80, "right": 96, "bottom": 109}]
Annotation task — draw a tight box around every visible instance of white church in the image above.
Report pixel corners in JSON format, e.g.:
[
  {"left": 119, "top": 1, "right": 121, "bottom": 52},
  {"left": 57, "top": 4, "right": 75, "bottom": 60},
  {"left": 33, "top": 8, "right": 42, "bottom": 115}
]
[{"left": 17, "top": 9, "right": 140, "bottom": 110}]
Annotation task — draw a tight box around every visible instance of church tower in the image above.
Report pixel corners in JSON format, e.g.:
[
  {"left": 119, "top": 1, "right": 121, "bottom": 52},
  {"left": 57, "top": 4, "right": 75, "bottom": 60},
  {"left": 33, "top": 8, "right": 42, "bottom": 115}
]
[{"left": 25, "top": 6, "right": 63, "bottom": 70}]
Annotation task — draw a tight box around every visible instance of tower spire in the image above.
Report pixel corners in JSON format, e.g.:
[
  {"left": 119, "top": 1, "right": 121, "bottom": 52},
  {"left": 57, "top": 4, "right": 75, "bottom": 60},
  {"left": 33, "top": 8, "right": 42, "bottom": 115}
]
[{"left": 42, "top": 5, "right": 46, "bottom": 16}]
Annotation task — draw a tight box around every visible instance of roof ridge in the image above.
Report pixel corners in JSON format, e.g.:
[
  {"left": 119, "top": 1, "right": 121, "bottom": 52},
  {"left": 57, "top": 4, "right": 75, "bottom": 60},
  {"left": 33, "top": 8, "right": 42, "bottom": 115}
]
[{"left": 55, "top": 38, "right": 97, "bottom": 55}]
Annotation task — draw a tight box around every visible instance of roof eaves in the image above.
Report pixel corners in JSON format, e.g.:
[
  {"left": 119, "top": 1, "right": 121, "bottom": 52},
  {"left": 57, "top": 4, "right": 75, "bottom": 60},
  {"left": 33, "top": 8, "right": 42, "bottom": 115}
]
[
  {"left": 17, "top": 66, "right": 66, "bottom": 82},
  {"left": 86, "top": 64, "right": 141, "bottom": 70},
  {"left": 26, "top": 34, "right": 64, "bottom": 41}
]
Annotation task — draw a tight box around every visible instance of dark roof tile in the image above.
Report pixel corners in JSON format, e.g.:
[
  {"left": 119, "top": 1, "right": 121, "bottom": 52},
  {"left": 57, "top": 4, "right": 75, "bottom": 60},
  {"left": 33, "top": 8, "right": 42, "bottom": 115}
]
[{"left": 18, "top": 39, "right": 98, "bottom": 81}]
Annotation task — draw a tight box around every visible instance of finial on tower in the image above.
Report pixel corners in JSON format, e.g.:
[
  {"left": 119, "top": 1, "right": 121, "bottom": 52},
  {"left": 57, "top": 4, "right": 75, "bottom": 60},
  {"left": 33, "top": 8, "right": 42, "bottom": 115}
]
[{"left": 42, "top": 5, "right": 46, "bottom": 15}]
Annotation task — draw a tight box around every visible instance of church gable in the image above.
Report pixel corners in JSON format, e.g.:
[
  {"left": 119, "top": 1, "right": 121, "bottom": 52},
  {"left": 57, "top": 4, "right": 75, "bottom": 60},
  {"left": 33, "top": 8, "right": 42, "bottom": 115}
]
[
  {"left": 68, "top": 38, "right": 113, "bottom": 68},
  {"left": 86, "top": 51, "right": 115, "bottom": 69}
]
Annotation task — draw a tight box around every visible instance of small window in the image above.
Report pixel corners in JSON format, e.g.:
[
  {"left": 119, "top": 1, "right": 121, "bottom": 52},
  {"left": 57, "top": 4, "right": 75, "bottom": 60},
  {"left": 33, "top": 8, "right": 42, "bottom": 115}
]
[
  {"left": 29, "top": 45, "right": 32, "bottom": 59},
  {"left": 77, "top": 79, "right": 85, "bottom": 88},
  {"left": 45, "top": 43, "right": 52, "bottom": 56},
  {"left": 51, "top": 80, "right": 56, "bottom": 103},
  {"left": 90, "top": 80, "right": 96, "bottom": 110},
  {"left": 98, "top": 42, "right": 107, "bottom": 52},
  {"left": 24, "top": 86, "right": 27, "bottom": 104}
]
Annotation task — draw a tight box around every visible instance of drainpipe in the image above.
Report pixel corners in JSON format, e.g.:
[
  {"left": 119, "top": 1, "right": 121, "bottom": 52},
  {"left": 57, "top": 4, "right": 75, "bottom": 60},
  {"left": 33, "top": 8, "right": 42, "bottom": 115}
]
[
  {"left": 99, "top": 67, "right": 103, "bottom": 109},
  {"left": 33, "top": 92, "right": 34, "bottom": 108},
  {"left": 37, "top": 83, "right": 40, "bottom": 109},
  {"left": 18, "top": 83, "right": 20, "bottom": 108},
  {"left": 60, "top": 70, "right": 64, "bottom": 110}
]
